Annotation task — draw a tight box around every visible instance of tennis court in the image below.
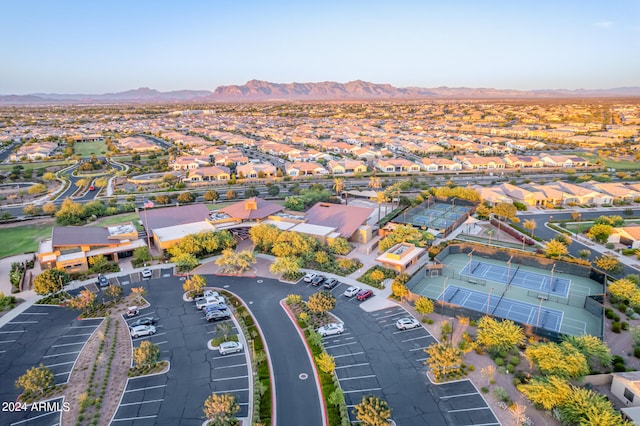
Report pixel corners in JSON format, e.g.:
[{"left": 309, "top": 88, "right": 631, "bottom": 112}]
[
  {"left": 397, "top": 201, "right": 472, "bottom": 231},
  {"left": 439, "top": 285, "right": 564, "bottom": 333},
  {"left": 461, "top": 260, "right": 571, "bottom": 297}
]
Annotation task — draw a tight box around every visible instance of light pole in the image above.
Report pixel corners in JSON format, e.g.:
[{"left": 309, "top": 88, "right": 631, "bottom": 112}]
[
  {"left": 468, "top": 249, "right": 475, "bottom": 275},
  {"left": 536, "top": 297, "right": 544, "bottom": 334},
  {"left": 487, "top": 287, "right": 494, "bottom": 315},
  {"left": 548, "top": 263, "right": 556, "bottom": 296},
  {"left": 441, "top": 276, "right": 449, "bottom": 315},
  {"left": 507, "top": 255, "right": 513, "bottom": 284},
  {"left": 577, "top": 213, "right": 581, "bottom": 237},
  {"left": 521, "top": 236, "right": 526, "bottom": 251}
]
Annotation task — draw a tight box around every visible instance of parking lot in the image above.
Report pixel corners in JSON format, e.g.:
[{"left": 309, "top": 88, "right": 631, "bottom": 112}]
[
  {"left": 112, "top": 267, "right": 173, "bottom": 287},
  {"left": 111, "top": 276, "right": 250, "bottom": 424},
  {"left": 0, "top": 305, "right": 101, "bottom": 426}
]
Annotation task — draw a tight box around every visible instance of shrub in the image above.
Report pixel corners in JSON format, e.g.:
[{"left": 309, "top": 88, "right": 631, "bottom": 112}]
[
  {"left": 480, "top": 386, "right": 489, "bottom": 394},
  {"left": 614, "top": 363, "right": 627, "bottom": 372},
  {"left": 509, "top": 356, "right": 520, "bottom": 366},
  {"left": 612, "top": 322, "right": 622, "bottom": 333},
  {"left": 494, "top": 357, "right": 504, "bottom": 366},
  {"left": 426, "top": 318, "right": 434, "bottom": 325},
  {"left": 605, "top": 308, "right": 614, "bottom": 319},
  {"left": 622, "top": 321, "right": 630, "bottom": 330},
  {"left": 634, "top": 347, "right": 640, "bottom": 358},
  {"left": 493, "top": 386, "right": 510, "bottom": 403}
]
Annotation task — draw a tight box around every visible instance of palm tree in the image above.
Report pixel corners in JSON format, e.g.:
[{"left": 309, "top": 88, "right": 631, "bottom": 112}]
[
  {"left": 523, "top": 219, "right": 537, "bottom": 237},
  {"left": 368, "top": 176, "right": 382, "bottom": 191},
  {"left": 333, "top": 177, "right": 344, "bottom": 199}
]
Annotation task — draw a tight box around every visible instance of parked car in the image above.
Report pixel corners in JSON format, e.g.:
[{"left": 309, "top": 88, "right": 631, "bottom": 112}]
[
  {"left": 126, "top": 306, "right": 139, "bottom": 317},
  {"left": 141, "top": 268, "right": 152, "bottom": 279},
  {"left": 303, "top": 272, "right": 318, "bottom": 283},
  {"left": 193, "top": 290, "right": 219, "bottom": 303},
  {"left": 196, "top": 295, "right": 225, "bottom": 310},
  {"left": 343, "top": 286, "right": 361, "bottom": 297},
  {"left": 206, "top": 309, "right": 231, "bottom": 322},
  {"left": 131, "top": 317, "right": 157, "bottom": 327},
  {"left": 356, "top": 289, "right": 374, "bottom": 301},
  {"left": 323, "top": 278, "right": 340, "bottom": 289},
  {"left": 96, "top": 274, "right": 109, "bottom": 288},
  {"left": 395, "top": 317, "right": 421, "bottom": 330},
  {"left": 219, "top": 341, "right": 243, "bottom": 355},
  {"left": 317, "top": 323, "right": 344, "bottom": 337},
  {"left": 205, "top": 302, "right": 228, "bottom": 313},
  {"left": 89, "top": 185, "right": 95, "bottom": 191},
  {"left": 130, "top": 325, "right": 156, "bottom": 338},
  {"left": 311, "top": 275, "right": 326, "bottom": 286}
]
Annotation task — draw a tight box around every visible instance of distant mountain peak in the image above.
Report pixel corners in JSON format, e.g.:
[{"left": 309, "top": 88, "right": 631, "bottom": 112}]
[{"left": 1, "top": 81, "right": 639, "bottom": 105}]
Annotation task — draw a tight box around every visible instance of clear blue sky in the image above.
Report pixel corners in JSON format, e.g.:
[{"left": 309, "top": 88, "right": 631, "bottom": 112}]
[{"left": 1, "top": 0, "right": 638, "bottom": 94}]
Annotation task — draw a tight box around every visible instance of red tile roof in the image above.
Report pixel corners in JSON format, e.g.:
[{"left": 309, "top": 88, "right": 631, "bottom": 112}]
[
  {"left": 305, "top": 203, "right": 373, "bottom": 238},
  {"left": 221, "top": 197, "right": 283, "bottom": 220}
]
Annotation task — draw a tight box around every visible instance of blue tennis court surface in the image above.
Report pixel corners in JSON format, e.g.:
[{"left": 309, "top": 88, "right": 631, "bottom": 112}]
[
  {"left": 461, "top": 260, "right": 570, "bottom": 298},
  {"left": 439, "top": 285, "right": 563, "bottom": 333}
]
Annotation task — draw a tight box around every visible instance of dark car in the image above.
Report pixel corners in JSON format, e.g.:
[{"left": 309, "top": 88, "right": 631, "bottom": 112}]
[
  {"left": 131, "top": 317, "right": 157, "bottom": 327},
  {"left": 324, "top": 278, "right": 340, "bottom": 289},
  {"left": 97, "top": 274, "right": 109, "bottom": 288},
  {"left": 311, "top": 275, "right": 326, "bottom": 286},
  {"left": 356, "top": 289, "right": 374, "bottom": 301},
  {"left": 206, "top": 309, "right": 231, "bottom": 322},
  {"left": 205, "top": 303, "right": 228, "bottom": 313}
]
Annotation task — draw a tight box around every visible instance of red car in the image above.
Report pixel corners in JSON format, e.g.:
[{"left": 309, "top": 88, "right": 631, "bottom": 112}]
[
  {"left": 89, "top": 185, "right": 95, "bottom": 191},
  {"left": 356, "top": 289, "right": 374, "bottom": 301}
]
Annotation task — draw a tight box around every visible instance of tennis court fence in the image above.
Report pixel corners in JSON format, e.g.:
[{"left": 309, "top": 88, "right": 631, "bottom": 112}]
[{"left": 526, "top": 290, "right": 586, "bottom": 308}]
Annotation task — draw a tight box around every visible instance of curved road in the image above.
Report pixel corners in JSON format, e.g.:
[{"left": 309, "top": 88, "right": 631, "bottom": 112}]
[{"left": 206, "top": 274, "right": 324, "bottom": 426}]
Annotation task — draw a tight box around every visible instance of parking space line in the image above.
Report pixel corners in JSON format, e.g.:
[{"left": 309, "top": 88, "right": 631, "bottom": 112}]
[
  {"left": 376, "top": 312, "right": 405, "bottom": 320},
  {"left": 152, "top": 340, "right": 168, "bottom": 345},
  {"left": 382, "top": 323, "right": 398, "bottom": 328},
  {"left": 54, "top": 372, "right": 70, "bottom": 377},
  {"left": 120, "top": 399, "right": 164, "bottom": 407},
  {"left": 334, "top": 363, "right": 370, "bottom": 370},
  {"left": 409, "top": 346, "right": 430, "bottom": 352},
  {"left": 213, "top": 375, "right": 248, "bottom": 382},
  {"left": 9, "top": 410, "right": 58, "bottom": 425},
  {"left": 324, "top": 336, "right": 354, "bottom": 343},
  {"left": 0, "top": 350, "right": 5, "bottom": 353},
  {"left": 214, "top": 363, "right": 247, "bottom": 370},
  {"left": 324, "top": 342, "right": 358, "bottom": 350},
  {"left": 323, "top": 332, "right": 352, "bottom": 339},
  {"left": 337, "top": 375, "right": 376, "bottom": 381},
  {"left": 111, "top": 415, "right": 157, "bottom": 422},
  {"left": 0, "top": 330, "right": 24, "bottom": 334},
  {"left": 401, "top": 336, "right": 432, "bottom": 343},
  {"left": 52, "top": 342, "right": 85, "bottom": 348},
  {"left": 132, "top": 332, "right": 166, "bottom": 340},
  {"left": 44, "top": 351, "right": 80, "bottom": 359},
  {"left": 343, "top": 387, "right": 382, "bottom": 394},
  {"left": 448, "top": 407, "right": 492, "bottom": 413},
  {"left": 44, "top": 361, "right": 76, "bottom": 368},
  {"left": 460, "top": 423, "right": 500, "bottom": 426},
  {"left": 19, "top": 312, "right": 49, "bottom": 315},
  {"left": 393, "top": 328, "right": 424, "bottom": 334},
  {"left": 212, "top": 388, "right": 249, "bottom": 393},
  {"left": 214, "top": 353, "right": 245, "bottom": 359},
  {"left": 61, "top": 333, "right": 93, "bottom": 337},
  {"left": 440, "top": 392, "right": 479, "bottom": 400},
  {"left": 333, "top": 352, "right": 364, "bottom": 358},
  {"left": 416, "top": 357, "right": 428, "bottom": 362},
  {"left": 7, "top": 321, "right": 38, "bottom": 324},
  {"left": 125, "top": 384, "right": 167, "bottom": 392},
  {"left": 68, "top": 325, "right": 99, "bottom": 328},
  {"left": 0, "top": 339, "right": 17, "bottom": 343}
]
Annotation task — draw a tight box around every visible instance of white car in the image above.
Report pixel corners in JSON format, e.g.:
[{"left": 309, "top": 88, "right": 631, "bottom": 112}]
[
  {"left": 395, "top": 317, "right": 421, "bottom": 330},
  {"left": 317, "top": 323, "right": 344, "bottom": 337},
  {"left": 343, "top": 286, "right": 361, "bottom": 297},
  {"left": 219, "top": 341, "right": 243, "bottom": 355},
  {"left": 130, "top": 325, "right": 156, "bottom": 338},
  {"left": 141, "top": 268, "right": 152, "bottom": 279},
  {"left": 303, "top": 272, "right": 318, "bottom": 283}
]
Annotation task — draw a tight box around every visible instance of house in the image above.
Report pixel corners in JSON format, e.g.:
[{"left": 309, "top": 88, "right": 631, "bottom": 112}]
[
  {"left": 171, "top": 156, "right": 210, "bottom": 171},
  {"left": 498, "top": 183, "right": 546, "bottom": 207},
  {"left": 524, "top": 184, "right": 567, "bottom": 207},
  {"left": 304, "top": 202, "right": 374, "bottom": 242},
  {"left": 421, "top": 157, "right": 462, "bottom": 172},
  {"left": 540, "top": 155, "right": 589, "bottom": 168},
  {"left": 38, "top": 222, "right": 146, "bottom": 273},
  {"left": 221, "top": 197, "right": 284, "bottom": 221},
  {"left": 473, "top": 186, "right": 513, "bottom": 206},
  {"left": 10, "top": 142, "right": 58, "bottom": 161},
  {"left": 503, "top": 154, "right": 544, "bottom": 169},
  {"left": 376, "top": 243, "right": 426, "bottom": 273},
  {"left": 376, "top": 158, "right": 421, "bottom": 173},
  {"left": 611, "top": 372, "right": 640, "bottom": 418},
  {"left": 608, "top": 225, "right": 640, "bottom": 249},
  {"left": 457, "top": 156, "right": 505, "bottom": 170},
  {"left": 326, "top": 159, "right": 367, "bottom": 174},
  {"left": 285, "top": 162, "right": 328, "bottom": 176},
  {"left": 117, "top": 137, "right": 160, "bottom": 152},
  {"left": 237, "top": 162, "right": 277, "bottom": 178},
  {"left": 184, "top": 166, "right": 230, "bottom": 182},
  {"left": 546, "top": 182, "right": 611, "bottom": 205},
  {"left": 139, "top": 204, "right": 213, "bottom": 251},
  {"left": 584, "top": 182, "right": 640, "bottom": 203}
]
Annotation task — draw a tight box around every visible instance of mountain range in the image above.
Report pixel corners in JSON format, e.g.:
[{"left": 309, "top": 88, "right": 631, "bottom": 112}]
[{"left": 2, "top": 80, "right": 640, "bottom": 104}]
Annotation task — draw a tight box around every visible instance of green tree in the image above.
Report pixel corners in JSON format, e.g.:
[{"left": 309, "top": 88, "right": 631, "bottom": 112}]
[
  {"left": 89, "top": 254, "right": 110, "bottom": 273},
  {"left": 204, "top": 190, "right": 219, "bottom": 202},
  {"left": 476, "top": 316, "right": 525, "bottom": 355},
  {"left": 203, "top": 393, "right": 240, "bottom": 425},
  {"left": 68, "top": 289, "right": 96, "bottom": 313},
  {"left": 315, "top": 351, "right": 336, "bottom": 374},
  {"left": 133, "top": 340, "right": 160, "bottom": 367},
  {"left": 424, "top": 341, "right": 464, "bottom": 382},
  {"left": 307, "top": 290, "right": 336, "bottom": 314},
  {"left": 183, "top": 274, "right": 207, "bottom": 298},
  {"left": 525, "top": 341, "right": 590, "bottom": 379},
  {"left": 132, "top": 246, "right": 152, "bottom": 266},
  {"left": 558, "top": 386, "right": 631, "bottom": 426},
  {"left": 269, "top": 256, "right": 301, "bottom": 279},
  {"left": 15, "top": 364, "right": 55, "bottom": 395},
  {"left": 171, "top": 252, "right": 199, "bottom": 273},
  {"left": 33, "top": 269, "right": 70, "bottom": 295},
  {"left": 578, "top": 249, "right": 591, "bottom": 259},
  {"left": 414, "top": 297, "right": 434, "bottom": 316},
  {"left": 562, "top": 335, "right": 612, "bottom": 368},
  {"left": 353, "top": 395, "right": 391, "bottom": 426},
  {"left": 544, "top": 239, "right": 568, "bottom": 258},
  {"left": 587, "top": 223, "right": 614, "bottom": 244},
  {"left": 216, "top": 321, "right": 233, "bottom": 342}
]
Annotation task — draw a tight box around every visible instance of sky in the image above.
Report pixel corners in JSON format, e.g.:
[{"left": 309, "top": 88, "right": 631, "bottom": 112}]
[{"left": 1, "top": 0, "right": 639, "bottom": 94}]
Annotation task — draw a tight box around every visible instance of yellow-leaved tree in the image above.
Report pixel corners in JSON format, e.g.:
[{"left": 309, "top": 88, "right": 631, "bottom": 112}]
[{"left": 475, "top": 316, "right": 525, "bottom": 355}]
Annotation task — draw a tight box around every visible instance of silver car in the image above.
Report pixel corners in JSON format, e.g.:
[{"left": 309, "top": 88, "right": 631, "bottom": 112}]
[
  {"left": 130, "top": 324, "right": 156, "bottom": 338},
  {"left": 219, "top": 341, "right": 243, "bottom": 355},
  {"left": 343, "top": 286, "right": 361, "bottom": 297},
  {"left": 395, "top": 317, "right": 421, "bottom": 330},
  {"left": 317, "top": 323, "right": 344, "bottom": 337}
]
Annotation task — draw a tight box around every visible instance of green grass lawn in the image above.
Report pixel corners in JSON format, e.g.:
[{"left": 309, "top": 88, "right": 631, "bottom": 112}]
[
  {"left": 0, "top": 160, "right": 73, "bottom": 173},
  {"left": 0, "top": 223, "right": 53, "bottom": 258},
  {"left": 581, "top": 153, "right": 640, "bottom": 170},
  {"left": 74, "top": 141, "right": 107, "bottom": 158}
]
